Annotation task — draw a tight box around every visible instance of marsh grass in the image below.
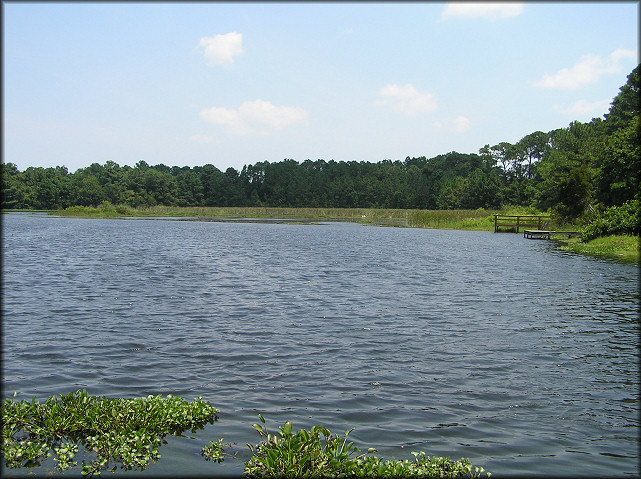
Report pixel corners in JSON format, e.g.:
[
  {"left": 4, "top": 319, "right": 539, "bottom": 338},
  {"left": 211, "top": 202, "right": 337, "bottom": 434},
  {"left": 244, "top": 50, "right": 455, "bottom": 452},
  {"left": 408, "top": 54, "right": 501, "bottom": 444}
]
[
  {"left": 139, "top": 205, "right": 416, "bottom": 221},
  {"left": 54, "top": 204, "right": 550, "bottom": 231},
  {"left": 408, "top": 209, "right": 497, "bottom": 229}
]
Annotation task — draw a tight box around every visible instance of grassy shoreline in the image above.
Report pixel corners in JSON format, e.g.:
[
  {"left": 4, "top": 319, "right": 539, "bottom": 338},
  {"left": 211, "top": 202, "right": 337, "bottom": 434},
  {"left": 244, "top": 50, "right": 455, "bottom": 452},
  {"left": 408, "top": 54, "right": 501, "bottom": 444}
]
[
  {"left": 7, "top": 204, "right": 639, "bottom": 262},
  {"left": 552, "top": 234, "right": 639, "bottom": 263}
]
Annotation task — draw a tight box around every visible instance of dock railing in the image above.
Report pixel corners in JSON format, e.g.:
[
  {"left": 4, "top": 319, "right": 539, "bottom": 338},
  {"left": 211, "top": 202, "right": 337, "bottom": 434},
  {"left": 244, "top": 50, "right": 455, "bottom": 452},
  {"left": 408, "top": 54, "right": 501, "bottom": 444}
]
[{"left": 494, "top": 214, "right": 550, "bottom": 233}]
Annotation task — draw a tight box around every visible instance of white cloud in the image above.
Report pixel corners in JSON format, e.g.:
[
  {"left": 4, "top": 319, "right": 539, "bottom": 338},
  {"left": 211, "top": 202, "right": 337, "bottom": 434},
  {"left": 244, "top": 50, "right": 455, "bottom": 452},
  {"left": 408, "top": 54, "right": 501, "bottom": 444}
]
[
  {"left": 239, "top": 100, "right": 308, "bottom": 129},
  {"left": 377, "top": 84, "right": 437, "bottom": 116},
  {"left": 199, "top": 32, "right": 243, "bottom": 66},
  {"left": 200, "top": 100, "right": 308, "bottom": 135},
  {"left": 552, "top": 98, "right": 612, "bottom": 116},
  {"left": 201, "top": 106, "right": 247, "bottom": 133},
  {"left": 452, "top": 116, "right": 471, "bottom": 133},
  {"left": 441, "top": 2, "right": 524, "bottom": 20},
  {"left": 534, "top": 49, "right": 636, "bottom": 89}
]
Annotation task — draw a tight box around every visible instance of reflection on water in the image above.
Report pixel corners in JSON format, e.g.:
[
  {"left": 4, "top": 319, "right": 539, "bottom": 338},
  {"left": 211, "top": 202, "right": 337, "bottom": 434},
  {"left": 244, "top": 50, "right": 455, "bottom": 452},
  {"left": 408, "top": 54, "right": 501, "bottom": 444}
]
[{"left": 2, "top": 213, "right": 639, "bottom": 477}]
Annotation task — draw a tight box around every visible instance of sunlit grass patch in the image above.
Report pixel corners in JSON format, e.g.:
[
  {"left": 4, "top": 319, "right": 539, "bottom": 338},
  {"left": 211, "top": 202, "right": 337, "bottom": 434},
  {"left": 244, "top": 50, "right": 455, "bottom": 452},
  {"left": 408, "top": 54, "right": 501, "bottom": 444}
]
[{"left": 556, "top": 234, "right": 640, "bottom": 263}]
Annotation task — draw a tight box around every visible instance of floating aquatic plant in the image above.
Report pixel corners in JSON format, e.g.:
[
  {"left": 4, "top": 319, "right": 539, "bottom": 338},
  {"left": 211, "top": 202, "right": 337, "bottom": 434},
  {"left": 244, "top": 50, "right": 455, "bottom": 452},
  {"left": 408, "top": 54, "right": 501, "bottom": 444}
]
[
  {"left": 2, "top": 391, "right": 490, "bottom": 478},
  {"left": 242, "top": 414, "right": 490, "bottom": 478},
  {"left": 1, "top": 390, "right": 218, "bottom": 476}
]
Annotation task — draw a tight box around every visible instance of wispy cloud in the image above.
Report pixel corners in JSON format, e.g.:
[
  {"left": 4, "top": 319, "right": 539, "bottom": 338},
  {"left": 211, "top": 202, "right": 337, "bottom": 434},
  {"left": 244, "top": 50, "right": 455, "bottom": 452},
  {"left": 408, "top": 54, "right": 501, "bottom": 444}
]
[
  {"left": 200, "top": 100, "right": 308, "bottom": 135},
  {"left": 534, "top": 49, "right": 636, "bottom": 89},
  {"left": 376, "top": 84, "right": 437, "bottom": 116},
  {"left": 553, "top": 98, "right": 612, "bottom": 116},
  {"left": 441, "top": 2, "right": 524, "bottom": 20},
  {"left": 452, "top": 116, "right": 471, "bottom": 133},
  {"left": 199, "top": 32, "right": 243, "bottom": 66}
]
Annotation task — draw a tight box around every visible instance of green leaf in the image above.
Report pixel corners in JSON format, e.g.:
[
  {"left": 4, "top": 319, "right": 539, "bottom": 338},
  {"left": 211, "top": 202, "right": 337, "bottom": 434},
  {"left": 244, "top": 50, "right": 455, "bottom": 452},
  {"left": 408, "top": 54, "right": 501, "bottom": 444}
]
[{"left": 281, "top": 421, "right": 292, "bottom": 435}]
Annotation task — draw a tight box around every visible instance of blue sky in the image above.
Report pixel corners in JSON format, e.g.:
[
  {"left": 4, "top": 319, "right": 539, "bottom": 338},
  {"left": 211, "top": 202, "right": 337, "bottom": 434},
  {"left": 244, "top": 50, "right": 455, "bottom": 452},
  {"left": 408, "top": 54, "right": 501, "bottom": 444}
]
[{"left": 3, "top": 2, "right": 638, "bottom": 173}]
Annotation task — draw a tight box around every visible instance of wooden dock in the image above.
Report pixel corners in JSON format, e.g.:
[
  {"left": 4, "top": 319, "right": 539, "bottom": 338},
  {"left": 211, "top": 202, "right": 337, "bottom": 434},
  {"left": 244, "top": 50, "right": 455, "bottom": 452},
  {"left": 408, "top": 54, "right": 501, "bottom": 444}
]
[
  {"left": 523, "top": 230, "right": 580, "bottom": 239},
  {"left": 494, "top": 214, "right": 550, "bottom": 233}
]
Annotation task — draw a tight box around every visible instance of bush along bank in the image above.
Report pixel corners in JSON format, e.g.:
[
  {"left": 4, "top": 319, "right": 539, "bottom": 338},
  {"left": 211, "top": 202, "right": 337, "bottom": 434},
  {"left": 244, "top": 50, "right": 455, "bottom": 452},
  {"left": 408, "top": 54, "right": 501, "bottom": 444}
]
[
  {"left": 579, "top": 199, "right": 640, "bottom": 241},
  {"left": 550, "top": 198, "right": 640, "bottom": 263}
]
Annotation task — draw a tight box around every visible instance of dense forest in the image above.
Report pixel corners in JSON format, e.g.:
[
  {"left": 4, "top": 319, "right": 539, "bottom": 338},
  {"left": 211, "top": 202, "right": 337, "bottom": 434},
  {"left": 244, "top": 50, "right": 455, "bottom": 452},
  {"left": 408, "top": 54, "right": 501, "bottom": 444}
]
[{"left": 2, "top": 65, "right": 639, "bottom": 236}]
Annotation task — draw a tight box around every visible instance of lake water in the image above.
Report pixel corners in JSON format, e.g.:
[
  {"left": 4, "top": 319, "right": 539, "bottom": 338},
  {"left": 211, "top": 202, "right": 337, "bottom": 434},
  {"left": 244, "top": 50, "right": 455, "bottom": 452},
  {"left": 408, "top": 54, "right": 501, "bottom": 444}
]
[{"left": 2, "top": 212, "right": 639, "bottom": 477}]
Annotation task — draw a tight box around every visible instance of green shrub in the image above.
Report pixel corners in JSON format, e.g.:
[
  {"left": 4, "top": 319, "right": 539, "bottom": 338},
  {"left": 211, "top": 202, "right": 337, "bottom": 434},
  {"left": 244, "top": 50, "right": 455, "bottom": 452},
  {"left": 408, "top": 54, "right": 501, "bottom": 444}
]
[
  {"left": 55, "top": 201, "right": 136, "bottom": 218},
  {"left": 581, "top": 199, "right": 640, "bottom": 241}
]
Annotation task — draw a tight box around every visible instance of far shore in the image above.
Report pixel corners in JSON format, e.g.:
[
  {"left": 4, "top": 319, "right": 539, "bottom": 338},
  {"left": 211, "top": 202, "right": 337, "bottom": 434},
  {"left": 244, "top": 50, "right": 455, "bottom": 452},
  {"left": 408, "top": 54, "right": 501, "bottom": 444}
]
[{"left": 5, "top": 206, "right": 639, "bottom": 263}]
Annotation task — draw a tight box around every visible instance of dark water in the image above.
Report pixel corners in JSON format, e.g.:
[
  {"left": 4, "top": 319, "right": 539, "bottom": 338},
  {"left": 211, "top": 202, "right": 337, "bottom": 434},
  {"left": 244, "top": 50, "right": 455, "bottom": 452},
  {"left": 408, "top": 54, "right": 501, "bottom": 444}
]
[{"left": 2, "top": 213, "right": 639, "bottom": 477}]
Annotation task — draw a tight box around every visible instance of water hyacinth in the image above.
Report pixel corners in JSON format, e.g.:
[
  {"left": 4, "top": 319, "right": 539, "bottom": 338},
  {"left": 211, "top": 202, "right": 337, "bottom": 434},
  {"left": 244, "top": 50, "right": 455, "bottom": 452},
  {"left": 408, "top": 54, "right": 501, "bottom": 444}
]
[
  {"left": 242, "top": 415, "right": 490, "bottom": 478},
  {"left": 0, "top": 390, "right": 218, "bottom": 476},
  {"left": 2, "top": 391, "right": 490, "bottom": 477}
]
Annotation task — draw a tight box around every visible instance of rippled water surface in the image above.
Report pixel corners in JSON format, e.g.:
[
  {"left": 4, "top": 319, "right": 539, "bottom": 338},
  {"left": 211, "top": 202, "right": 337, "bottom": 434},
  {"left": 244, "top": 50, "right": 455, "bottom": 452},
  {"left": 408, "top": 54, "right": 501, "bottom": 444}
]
[{"left": 2, "top": 213, "right": 639, "bottom": 477}]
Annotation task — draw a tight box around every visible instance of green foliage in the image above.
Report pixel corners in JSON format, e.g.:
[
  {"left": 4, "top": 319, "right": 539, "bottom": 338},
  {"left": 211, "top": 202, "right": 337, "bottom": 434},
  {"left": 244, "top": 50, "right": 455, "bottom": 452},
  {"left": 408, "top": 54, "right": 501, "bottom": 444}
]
[
  {"left": 604, "top": 64, "right": 640, "bottom": 132},
  {"left": 594, "top": 116, "right": 640, "bottom": 207},
  {"left": 201, "top": 437, "right": 230, "bottom": 463},
  {"left": 580, "top": 199, "right": 640, "bottom": 242},
  {"left": 534, "top": 121, "right": 600, "bottom": 220},
  {"left": 1, "top": 163, "right": 27, "bottom": 209},
  {"left": 56, "top": 201, "right": 137, "bottom": 218},
  {"left": 0, "top": 390, "right": 218, "bottom": 476},
  {"left": 244, "top": 416, "right": 490, "bottom": 478}
]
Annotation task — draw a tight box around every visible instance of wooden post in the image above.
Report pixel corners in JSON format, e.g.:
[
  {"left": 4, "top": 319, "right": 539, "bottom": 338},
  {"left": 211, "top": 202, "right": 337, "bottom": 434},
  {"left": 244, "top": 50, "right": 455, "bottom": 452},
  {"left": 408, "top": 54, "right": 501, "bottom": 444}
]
[{"left": 494, "top": 215, "right": 498, "bottom": 233}]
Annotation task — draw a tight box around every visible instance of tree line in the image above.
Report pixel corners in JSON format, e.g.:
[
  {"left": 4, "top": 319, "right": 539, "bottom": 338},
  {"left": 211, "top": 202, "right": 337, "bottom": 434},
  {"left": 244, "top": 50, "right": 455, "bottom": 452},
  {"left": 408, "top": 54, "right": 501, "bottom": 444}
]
[{"left": 2, "top": 65, "right": 638, "bottom": 227}]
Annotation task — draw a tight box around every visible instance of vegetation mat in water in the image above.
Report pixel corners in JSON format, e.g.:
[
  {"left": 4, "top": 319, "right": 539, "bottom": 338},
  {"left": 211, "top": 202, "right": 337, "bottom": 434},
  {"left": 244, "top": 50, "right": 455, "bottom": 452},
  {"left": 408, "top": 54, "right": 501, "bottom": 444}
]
[
  {"left": 1, "top": 390, "right": 218, "bottom": 476},
  {"left": 2, "top": 391, "right": 490, "bottom": 477}
]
